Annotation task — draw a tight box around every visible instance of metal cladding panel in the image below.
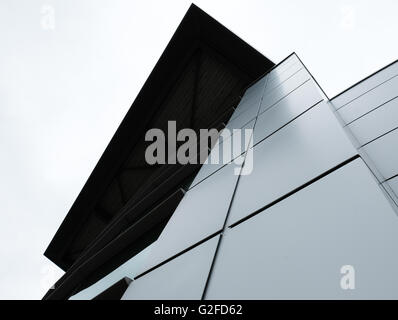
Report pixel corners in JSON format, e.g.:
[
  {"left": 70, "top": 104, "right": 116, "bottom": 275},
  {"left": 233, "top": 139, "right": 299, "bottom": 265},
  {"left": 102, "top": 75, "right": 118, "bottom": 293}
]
[
  {"left": 69, "top": 244, "right": 155, "bottom": 300},
  {"left": 190, "top": 120, "right": 253, "bottom": 187},
  {"left": 332, "top": 61, "right": 398, "bottom": 109},
  {"left": 188, "top": 159, "right": 224, "bottom": 189},
  {"left": 265, "top": 63, "right": 303, "bottom": 93},
  {"left": 331, "top": 59, "right": 398, "bottom": 213},
  {"left": 267, "top": 55, "right": 299, "bottom": 81},
  {"left": 338, "top": 75, "right": 398, "bottom": 124},
  {"left": 361, "top": 129, "right": 398, "bottom": 180},
  {"left": 206, "top": 159, "right": 398, "bottom": 299},
  {"left": 231, "top": 75, "right": 266, "bottom": 118},
  {"left": 386, "top": 176, "right": 398, "bottom": 199},
  {"left": 254, "top": 80, "right": 323, "bottom": 145},
  {"left": 260, "top": 69, "right": 312, "bottom": 114},
  {"left": 347, "top": 97, "right": 398, "bottom": 146},
  {"left": 225, "top": 102, "right": 258, "bottom": 130},
  {"left": 65, "top": 52, "right": 398, "bottom": 300},
  {"left": 122, "top": 236, "right": 219, "bottom": 300},
  {"left": 240, "top": 76, "right": 267, "bottom": 104},
  {"left": 225, "top": 74, "right": 265, "bottom": 130},
  {"left": 136, "top": 159, "right": 242, "bottom": 274},
  {"left": 230, "top": 96, "right": 261, "bottom": 122},
  {"left": 227, "top": 103, "right": 357, "bottom": 226}
]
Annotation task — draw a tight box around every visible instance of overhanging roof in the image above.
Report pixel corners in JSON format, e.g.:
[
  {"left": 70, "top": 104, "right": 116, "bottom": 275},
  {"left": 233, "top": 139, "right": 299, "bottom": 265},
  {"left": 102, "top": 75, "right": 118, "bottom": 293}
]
[{"left": 44, "top": 3, "right": 273, "bottom": 277}]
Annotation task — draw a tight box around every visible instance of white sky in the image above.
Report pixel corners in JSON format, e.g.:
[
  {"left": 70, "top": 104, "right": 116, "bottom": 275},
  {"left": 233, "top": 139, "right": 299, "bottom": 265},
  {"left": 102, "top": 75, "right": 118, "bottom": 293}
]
[{"left": 0, "top": 0, "right": 397, "bottom": 299}]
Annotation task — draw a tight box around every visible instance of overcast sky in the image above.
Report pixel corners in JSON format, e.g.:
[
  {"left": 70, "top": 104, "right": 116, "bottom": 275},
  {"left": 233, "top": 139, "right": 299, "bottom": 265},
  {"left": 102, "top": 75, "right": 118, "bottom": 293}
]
[{"left": 0, "top": 0, "right": 397, "bottom": 299}]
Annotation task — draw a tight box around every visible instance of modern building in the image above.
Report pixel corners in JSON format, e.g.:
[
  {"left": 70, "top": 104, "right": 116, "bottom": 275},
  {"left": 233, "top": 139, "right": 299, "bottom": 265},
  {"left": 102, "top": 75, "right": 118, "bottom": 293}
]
[{"left": 43, "top": 4, "right": 398, "bottom": 300}]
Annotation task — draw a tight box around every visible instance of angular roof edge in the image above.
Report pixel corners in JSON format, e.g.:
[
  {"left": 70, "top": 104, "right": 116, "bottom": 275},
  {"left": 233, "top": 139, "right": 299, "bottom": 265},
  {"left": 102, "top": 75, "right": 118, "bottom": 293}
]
[{"left": 44, "top": 3, "right": 274, "bottom": 270}]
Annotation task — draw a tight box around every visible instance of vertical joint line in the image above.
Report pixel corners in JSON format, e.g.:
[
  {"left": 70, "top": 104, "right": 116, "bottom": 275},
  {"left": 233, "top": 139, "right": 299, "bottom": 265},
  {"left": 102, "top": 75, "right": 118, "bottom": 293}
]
[{"left": 201, "top": 74, "right": 269, "bottom": 300}]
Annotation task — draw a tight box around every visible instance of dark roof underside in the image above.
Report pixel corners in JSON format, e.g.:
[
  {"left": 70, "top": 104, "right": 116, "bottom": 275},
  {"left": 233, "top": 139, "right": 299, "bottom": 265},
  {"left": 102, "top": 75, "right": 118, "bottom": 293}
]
[{"left": 43, "top": 4, "right": 273, "bottom": 299}]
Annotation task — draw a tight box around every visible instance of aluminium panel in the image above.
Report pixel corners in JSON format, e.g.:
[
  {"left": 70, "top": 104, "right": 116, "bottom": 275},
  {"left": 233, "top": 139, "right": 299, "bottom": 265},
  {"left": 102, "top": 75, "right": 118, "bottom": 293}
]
[
  {"left": 229, "top": 96, "right": 261, "bottom": 123},
  {"left": 338, "top": 75, "right": 398, "bottom": 124},
  {"left": 254, "top": 80, "right": 323, "bottom": 145},
  {"left": 332, "top": 61, "right": 398, "bottom": 109},
  {"left": 231, "top": 76, "right": 266, "bottom": 120},
  {"left": 137, "top": 159, "right": 242, "bottom": 274},
  {"left": 190, "top": 120, "right": 253, "bottom": 187},
  {"left": 225, "top": 105, "right": 258, "bottom": 131},
  {"left": 347, "top": 97, "right": 398, "bottom": 146},
  {"left": 265, "top": 63, "right": 303, "bottom": 94},
  {"left": 260, "top": 69, "right": 312, "bottom": 114},
  {"left": 206, "top": 159, "right": 398, "bottom": 299},
  {"left": 227, "top": 103, "right": 357, "bottom": 226},
  {"left": 385, "top": 176, "right": 398, "bottom": 200},
  {"left": 69, "top": 243, "right": 155, "bottom": 300},
  {"left": 360, "top": 128, "right": 398, "bottom": 180},
  {"left": 240, "top": 76, "right": 267, "bottom": 103},
  {"left": 267, "top": 55, "right": 299, "bottom": 80},
  {"left": 122, "top": 236, "right": 219, "bottom": 300}
]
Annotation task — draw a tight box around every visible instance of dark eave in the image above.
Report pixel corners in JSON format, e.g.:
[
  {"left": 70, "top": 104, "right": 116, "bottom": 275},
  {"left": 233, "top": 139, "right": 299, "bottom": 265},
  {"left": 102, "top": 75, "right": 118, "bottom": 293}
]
[{"left": 44, "top": 3, "right": 273, "bottom": 275}]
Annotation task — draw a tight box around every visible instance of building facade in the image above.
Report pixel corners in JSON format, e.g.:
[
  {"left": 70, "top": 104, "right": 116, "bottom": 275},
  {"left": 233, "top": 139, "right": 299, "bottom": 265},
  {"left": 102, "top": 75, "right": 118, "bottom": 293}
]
[{"left": 44, "top": 5, "right": 398, "bottom": 300}]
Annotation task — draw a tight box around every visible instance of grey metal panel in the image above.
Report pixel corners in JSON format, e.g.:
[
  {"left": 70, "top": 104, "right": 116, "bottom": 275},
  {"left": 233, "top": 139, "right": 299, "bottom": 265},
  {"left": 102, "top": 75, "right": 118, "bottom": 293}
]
[
  {"left": 240, "top": 76, "right": 266, "bottom": 104},
  {"left": 265, "top": 64, "right": 303, "bottom": 94},
  {"left": 260, "top": 69, "right": 312, "bottom": 114},
  {"left": 361, "top": 129, "right": 398, "bottom": 180},
  {"left": 217, "top": 121, "right": 254, "bottom": 160},
  {"left": 220, "top": 118, "right": 255, "bottom": 142},
  {"left": 338, "top": 75, "right": 398, "bottom": 124},
  {"left": 347, "top": 97, "right": 398, "bottom": 146},
  {"left": 268, "top": 54, "right": 299, "bottom": 72},
  {"left": 225, "top": 104, "right": 258, "bottom": 130},
  {"left": 228, "top": 76, "right": 266, "bottom": 124},
  {"left": 189, "top": 162, "right": 224, "bottom": 189},
  {"left": 268, "top": 55, "right": 299, "bottom": 80},
  {"left": 232, "top": 78, "right": 266, "bottom": 119},
  {"left": 227, "top": 103, "right": 357, "bottom": 226},
  {"left": 229, "top": 96, "right": 260, "bottom": 123},
  {"left": 386, "top": 176, "right": 398, "bottom": 199},
  {"left": 138, "top": 159, "right": 242, "bottom": 273},
  {"left": 332, "top": 61, "right": 398, "bottom": 109},
  {"left": 244, "top": 75, "right": 267, "bottom": 96},
  {"left": 381, "top": 178, "right": 398, "bottom": 207},
  {"left": 70, "top": 243, "right": 155, "bottom": 300},
  {"left": 191, "top": 121, "right": 253, "bottom": 186},
  {"left": 206, "top": 159, "right": 398, "bottom": 299},
  {"left": 122, "top": 236, "right": 219, "bottom": 300},
  {"left": 254, "top": 81, "right": 323, "bottom": 145},
  {"left": 231, "top": 57, "right": 302, "bottom": 122}
]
